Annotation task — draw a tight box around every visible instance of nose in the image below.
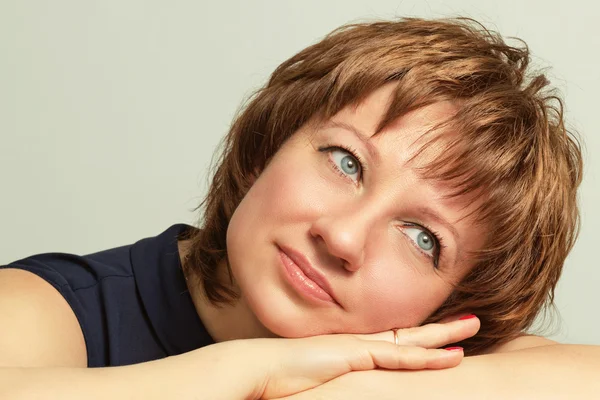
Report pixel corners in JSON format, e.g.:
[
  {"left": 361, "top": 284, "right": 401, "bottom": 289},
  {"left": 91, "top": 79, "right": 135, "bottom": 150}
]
[{"left": 309, "top": 206, "right": 374, "bottom": 272}]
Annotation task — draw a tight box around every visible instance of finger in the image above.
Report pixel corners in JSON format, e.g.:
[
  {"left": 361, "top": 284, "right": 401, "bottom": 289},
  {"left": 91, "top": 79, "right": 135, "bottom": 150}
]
[
  {"left": 351, "top": 315, "right": 480, "bottom": 348},
  {"left": 351, "top": 331, "right": 393, "bottom": 342},
  {"left": 348, "top": 342, "right": 464, "bottom": 371},
  {"left": 437, "top": 313, "right": 475, "bottom": 324},
  {"left": 394, "top": 316, "right": 480, "bottom": 348}
]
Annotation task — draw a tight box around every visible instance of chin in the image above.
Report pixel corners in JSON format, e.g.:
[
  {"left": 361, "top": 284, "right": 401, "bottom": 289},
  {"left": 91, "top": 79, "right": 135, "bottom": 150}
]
[{"left": 242, "top": 288, "right": 336, "bottom": 338}]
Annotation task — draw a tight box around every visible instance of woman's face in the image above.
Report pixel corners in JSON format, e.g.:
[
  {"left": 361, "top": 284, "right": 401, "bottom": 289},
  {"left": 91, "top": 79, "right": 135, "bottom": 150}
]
[{"left": 226, "top": 84, "right": 485, "bottom": 337}]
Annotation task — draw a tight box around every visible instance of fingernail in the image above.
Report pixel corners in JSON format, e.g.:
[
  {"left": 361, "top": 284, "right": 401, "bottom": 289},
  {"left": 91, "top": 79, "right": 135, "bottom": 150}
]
[
  {"left": 445, "top": 347, "right": 463, "bottom": 352},
  {"left": 459, "top": 314, "right": 476, "bottom": 320}
]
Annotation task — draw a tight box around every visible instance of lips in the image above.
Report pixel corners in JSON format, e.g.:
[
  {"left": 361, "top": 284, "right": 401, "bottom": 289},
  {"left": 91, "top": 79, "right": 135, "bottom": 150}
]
[{"left": 278, "top": 244, "right": 339, "bottom": 304}]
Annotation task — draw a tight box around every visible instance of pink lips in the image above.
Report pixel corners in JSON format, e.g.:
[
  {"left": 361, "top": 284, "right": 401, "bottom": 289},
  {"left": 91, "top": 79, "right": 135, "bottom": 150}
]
[{"left": 278, "top": 245, "right": 338, "bottom": 305}]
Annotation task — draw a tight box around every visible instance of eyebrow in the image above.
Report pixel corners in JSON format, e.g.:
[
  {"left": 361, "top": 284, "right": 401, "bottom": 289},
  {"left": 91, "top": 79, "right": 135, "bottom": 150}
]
[{"left": 321, "top": 120, "right": 381, "bottom": 162}]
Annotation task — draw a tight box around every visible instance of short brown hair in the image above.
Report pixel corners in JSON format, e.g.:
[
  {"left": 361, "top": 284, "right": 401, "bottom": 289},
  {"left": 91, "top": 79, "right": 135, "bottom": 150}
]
[{"left": 183, "top": 17, "right": 583, "bottom": 354}]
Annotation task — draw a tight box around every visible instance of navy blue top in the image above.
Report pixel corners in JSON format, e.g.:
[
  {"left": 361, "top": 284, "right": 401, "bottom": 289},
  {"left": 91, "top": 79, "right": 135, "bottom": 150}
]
[{"left": 0, "top": 224, "right": 214, "bottom": 367}]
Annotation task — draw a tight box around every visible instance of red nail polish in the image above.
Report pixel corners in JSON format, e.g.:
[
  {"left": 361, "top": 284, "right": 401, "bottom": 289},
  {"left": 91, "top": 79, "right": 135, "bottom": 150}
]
[
  {"left": 445, "top": 347, "right": 463, "bottom": 351},
  {"left": 459, "top": 314, "right": 476, "bottom": 320}
]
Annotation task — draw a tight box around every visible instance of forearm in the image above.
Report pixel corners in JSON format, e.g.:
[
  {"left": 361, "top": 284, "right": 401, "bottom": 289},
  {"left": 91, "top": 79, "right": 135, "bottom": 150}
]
[
  {"left": 286, "top": 345, "right": 600, "bottom": 400},
  {"left": 1, "top": 342, "right": 260, "bottom": 400},
  {"left": 404, "top": 344, "right": 600, "bottom": 399}
]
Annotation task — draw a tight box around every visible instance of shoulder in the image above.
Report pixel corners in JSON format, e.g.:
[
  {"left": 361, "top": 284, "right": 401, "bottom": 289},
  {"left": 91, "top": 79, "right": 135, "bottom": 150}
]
[
  {"left": 482, "top": 334, "right": 558, "bottom": 354},
  {"left": 0, "top": 268, "right": 87, "bottom": 367},
  {"left": 0, "top": 244, "right": 138, "bottom": 367},
  {"left": 0, "top": 244, "right": 135, "bottom": 368},
  {"left": 0, "top": 224, "right": 201, "bottom": 367}
]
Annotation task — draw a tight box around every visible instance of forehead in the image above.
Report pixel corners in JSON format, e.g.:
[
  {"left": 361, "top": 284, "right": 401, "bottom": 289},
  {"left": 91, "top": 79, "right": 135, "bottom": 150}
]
[
  {"left": 322, "top": 84, "right": 460, "bottom": 167},
  {"left": 347, "top": 83, "right": 459, "bottom": 133}
]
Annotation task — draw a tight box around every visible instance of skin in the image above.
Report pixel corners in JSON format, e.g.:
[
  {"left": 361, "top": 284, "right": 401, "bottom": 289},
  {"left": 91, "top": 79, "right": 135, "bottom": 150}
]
[
  {"left": 184, "top": 83, "right": 486, "bottom": 342},
  {"left": 2, "top": 84, "right": 596, "bottom": 400}
]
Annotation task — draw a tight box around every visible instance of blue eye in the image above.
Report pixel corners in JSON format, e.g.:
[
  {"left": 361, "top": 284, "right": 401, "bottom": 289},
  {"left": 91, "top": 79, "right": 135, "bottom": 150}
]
[
  {"left": 330, "top": 148, "right": 361, "bottom": 182},
  {"left": 401, "top": 225, "right": 440, "bottom": 267}
]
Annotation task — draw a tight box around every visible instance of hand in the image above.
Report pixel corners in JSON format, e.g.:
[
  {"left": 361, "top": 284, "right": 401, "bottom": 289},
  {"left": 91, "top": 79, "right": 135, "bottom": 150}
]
[
  {"left": 244, "top": 315, "right": 480, "bottom": 399},
  {"left": 271, "top": 370, "right": 400, "bottom": 400}
]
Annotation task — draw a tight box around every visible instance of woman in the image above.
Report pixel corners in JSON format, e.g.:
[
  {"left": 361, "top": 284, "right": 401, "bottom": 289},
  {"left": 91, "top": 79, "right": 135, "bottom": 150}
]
[{"left": 0, "top": 17, "right": 597, "bottom": 399}]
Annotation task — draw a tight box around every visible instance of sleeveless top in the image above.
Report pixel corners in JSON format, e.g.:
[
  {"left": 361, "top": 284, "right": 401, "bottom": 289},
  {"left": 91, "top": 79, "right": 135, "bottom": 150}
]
[{"left": 0, "top": 224, "right": 215, "bottom": 367}]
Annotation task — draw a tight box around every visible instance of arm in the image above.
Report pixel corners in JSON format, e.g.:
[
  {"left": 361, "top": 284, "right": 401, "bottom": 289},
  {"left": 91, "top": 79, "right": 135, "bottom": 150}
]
[
  {"left": 277, "top": 342, "right": 600, "bottom": 400},
  {"left": 0, "top": 268, "right": 480, "bottom": 400},
  {"left": 1, "top": 343, "right": 261, "bottom": 400},
  {"left": 0, "top": 268, "right": 260, "bottom": 399}
]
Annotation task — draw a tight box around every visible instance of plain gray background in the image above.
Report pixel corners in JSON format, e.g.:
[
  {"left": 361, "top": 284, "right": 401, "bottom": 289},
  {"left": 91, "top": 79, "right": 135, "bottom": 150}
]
[{"left": 1, "top": 1, "right": 598, "bottom": 345}]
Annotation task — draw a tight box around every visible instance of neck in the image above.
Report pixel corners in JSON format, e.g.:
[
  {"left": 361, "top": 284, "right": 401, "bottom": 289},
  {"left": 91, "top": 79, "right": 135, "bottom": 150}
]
[{"left": 177, "top": 239, "right": 277, "bottom": 342}]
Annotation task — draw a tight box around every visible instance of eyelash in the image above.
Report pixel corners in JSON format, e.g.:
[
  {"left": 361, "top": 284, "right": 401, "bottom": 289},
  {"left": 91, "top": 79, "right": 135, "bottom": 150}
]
[
  {"left": 317, "top": 143, "right": 444, "bottom": 269},
  {"left": 317, "top": 144, "right": 366, "bottom": 183},
  {"left": 401, "top": 223, "right": 445, "bottom": 269}
]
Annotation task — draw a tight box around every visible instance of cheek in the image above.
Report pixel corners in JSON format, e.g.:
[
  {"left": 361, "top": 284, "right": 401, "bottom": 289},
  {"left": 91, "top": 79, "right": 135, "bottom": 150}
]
[
  {"left": 227, "top": 149, "right": 326, "bottom": 270},
  {"left": 357, "top": 265, "right": 452, "bottom": 329},
  {"left": 240, "top": 158, "right": 329, "bottom": 223}
]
